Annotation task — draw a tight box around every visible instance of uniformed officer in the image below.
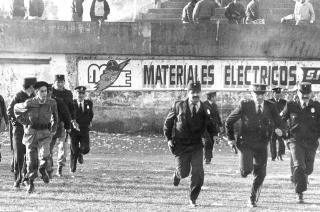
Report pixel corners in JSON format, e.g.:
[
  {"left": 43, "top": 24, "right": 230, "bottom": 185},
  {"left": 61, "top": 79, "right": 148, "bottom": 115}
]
[
  {"left": 269, "top": 87, "right": 287, "bottom": 161},
  {"left": 14, "top": 81, "right": 58, "bottom": 193},
  {"left": 281, "top": 82, "right": 320, "bottom": 203},
  {"left": 226, "top": 84, "right": 283, "bottom": 207},
  {"left": 70, "top": 86, "right": 94, "bottom": 175},
  {"left": 46, "top": 84, "right": 71, "bottom": 178},
  {"left": 163, "top": 81, "right": 218, "bottom": 207},
  {"left": 203, "top": 91, "right": 221, "bottom": 164},
  {"left": 52, "top": 74, "right": 78, "bottom": 177},
  {"left": 7, "top": 77, "right": 37, "bottom": 189}
]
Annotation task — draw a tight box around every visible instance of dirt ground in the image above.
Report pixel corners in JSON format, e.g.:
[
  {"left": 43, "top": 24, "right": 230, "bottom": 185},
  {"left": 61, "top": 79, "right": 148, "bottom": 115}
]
[{"left": 0, "top": 131, "right": 320, "bottom": 212}]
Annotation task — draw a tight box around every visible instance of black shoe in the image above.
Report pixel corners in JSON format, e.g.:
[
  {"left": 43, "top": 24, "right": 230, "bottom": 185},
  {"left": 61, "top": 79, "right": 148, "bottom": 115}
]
[
  {"left": 39, "top": 168, "right": 50, "bottom": 184},
  {"left": 48, "top": 171, "right": 53, "bottom": 180},
  {"left": 78, "top": 154, "right": 84, "bottom": 164},
  {"left": 271, "top": 158, "right": 276, "bottom": 161},
  {"left": 173, "top": 174, "right": 180, "bottom": 186},
  {"left": 205, "top": 159, "right": 211, "bottom": 164},
  {"left": 56, "top": 166, "right": 63, "bottom": 177},
  {"left": 27, "top": 180, "right": 35, "bottom": 194},
  {"left": 279, "top": 155, "right": 283, "bottom": 161},
  {"left": 13, "top": 181, "right": 20, "bottom": 189},
  {"left": 189, "top": 199, "right": 197, "bottom": 207},
  {"left": 296, "top": 192, "right": 304, "bottom": 203},
  {"left": 290, "top": 176, "right": 295, "bottom": 184},
  {"left": 247, "top": 197, "right": 257, "bottom": 208}
]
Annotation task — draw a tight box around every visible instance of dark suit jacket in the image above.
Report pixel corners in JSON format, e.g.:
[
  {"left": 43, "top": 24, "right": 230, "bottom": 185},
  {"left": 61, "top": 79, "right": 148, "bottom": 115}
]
[
  {"left": 73, "top": 99, "right": 94, "bottom": 128},
  {"left": 163, "top": 99, "right": 218, "bottom": 145},
  {"left": 226, "top": 99, "right": 283, "bottom": 148},
  {"left": 281, "top": 99, "right": 320, "bottom": 149},
  {"left": 269, "top": 98, "right": 287, "bottom": 114}
]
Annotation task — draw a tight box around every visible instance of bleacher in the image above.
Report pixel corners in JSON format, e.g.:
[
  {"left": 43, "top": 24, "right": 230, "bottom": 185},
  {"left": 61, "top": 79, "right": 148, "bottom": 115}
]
[{"left": 139, "top": 0, "right": 319, "bottom": 24}]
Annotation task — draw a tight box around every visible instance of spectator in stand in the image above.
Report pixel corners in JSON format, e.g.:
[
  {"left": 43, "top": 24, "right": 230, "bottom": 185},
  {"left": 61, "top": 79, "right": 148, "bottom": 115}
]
[
  {"left": 193, "top": 0, "right": 221, "bottom": 24},
  {"left": 281, "top": 0, "right": 315, "bottom": 25},
  {"left": 90, "top": 0, "right": 110, "bottom": 23},
  {"left": 11, "top": 0, "right": 25, "bottom": 19},
  {"left": 25, "top": 0, "right": 44, "bottom": 20},
  {"left": 182, "top": 0, "right": 198, "bottom": 24},
  {"left": 155, "top": 0, "right": 162, "bottom": 9},
  {"left": 245, "top": 0, "right": 264, "bottom": 24},
  {"left": 72, "top": 0, "right": 85, "bottom": 21},
  {"left": 225, "top": 0, "right": 246, "bottom": 24}
]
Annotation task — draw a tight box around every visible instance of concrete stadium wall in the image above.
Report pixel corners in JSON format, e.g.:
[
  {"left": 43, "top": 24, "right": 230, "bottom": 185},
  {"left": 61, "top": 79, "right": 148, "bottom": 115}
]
[{"left": 1, "top": 20, "right": 320, "bottom": 133}]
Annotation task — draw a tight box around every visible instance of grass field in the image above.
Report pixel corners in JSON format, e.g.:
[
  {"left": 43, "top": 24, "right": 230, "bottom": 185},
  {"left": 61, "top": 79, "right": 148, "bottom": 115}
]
[{"left": 1, "top": 131, "right": 320, "bottom": 211}]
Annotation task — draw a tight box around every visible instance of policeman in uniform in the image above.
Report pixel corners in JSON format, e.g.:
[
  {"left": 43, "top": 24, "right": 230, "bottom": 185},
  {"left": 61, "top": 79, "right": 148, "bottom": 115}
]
[
  {"left": 14, "top": 81, "right": 58, "bottom": 193},
  {"left": 163, "top": 82, "right": 218, "bottom": 207},
  {"left": 52, "top": 74, "right": 78, "bottom": 177},
  {"left": 203, "top": 91, "right": 221, "bottom": 164},
  {"left": 70, "top": 86, "right": 94, "bottom": 175},
  {"left": 281, "top": 82, "right": 320, "bottom": 203},
  {"left": 269, "top": 87, "right": 287, "bottom": 161},
  {"left": 7, "top": 77, "right": 37, "bottom": 189},
  {"left": 46, "top": 84, "right": 71, "bottom": 178},
  {"left": 226, "top": 84, "right": 283, "bottom": 207}
]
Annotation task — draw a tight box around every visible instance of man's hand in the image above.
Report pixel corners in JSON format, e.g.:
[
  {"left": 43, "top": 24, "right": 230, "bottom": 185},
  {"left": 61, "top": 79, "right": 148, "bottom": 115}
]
[
  {"left": 228, "top": 139, "right": 236, "bottom": 147},
  {"left": 213, "top": 136, "right": 219, "bottom": 144},
  {"left": 72, "top": 120, "right": 80, "bottom": 131},
  {"left": 281, "top": 18, "right": 285, "bottom": 23},
  {"left": 51, "top": 131, "right": 56, "bottom": 136},
  {"left": 89, "top": 122, "right": 93, "bottom": 128},
  {"left": 275, "top": 128, "right": 283, "bottom": 137},
  {"left": 66, "top": 129, "right": 71, "bottom": 133},
  {"left": 168, "top": 140, "right": 174, "bottom": 148}
]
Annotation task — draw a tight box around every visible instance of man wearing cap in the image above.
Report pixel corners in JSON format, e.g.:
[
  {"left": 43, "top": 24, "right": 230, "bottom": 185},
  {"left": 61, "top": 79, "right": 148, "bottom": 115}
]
[
  {"left": 269, "top": 87, "right": 287, "bottom": 161},
  {"left": 52, "top": 74, "right": 78, "bottom": 177},
  {"left": 7, "top": 77, "right": 36, "bottom": 189},
  {"left": 163, "top": 81, "right": 218, "bottom": 207},
  {"left": 70, "top": 86, "right": 94, "bottom": 175},
  {"left": 46, "top": 84, "right": 71, "bottom": 178},
  {"left": 281, "top": 82, "right": 320, "bottom": 203},
  {"left": 203, "top": 91, "right": 221, "bottom": 164},
  {"left": 226, "top": 84, "right": 283, "bottom": 207},
  {"left": 14, "top": 81, "right": 58, "bottom": 193}
]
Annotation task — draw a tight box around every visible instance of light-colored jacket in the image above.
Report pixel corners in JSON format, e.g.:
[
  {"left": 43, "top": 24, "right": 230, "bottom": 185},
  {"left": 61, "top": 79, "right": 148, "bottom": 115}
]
[{"left": 294, "top": 1, "right": 315, "bottom": 23}]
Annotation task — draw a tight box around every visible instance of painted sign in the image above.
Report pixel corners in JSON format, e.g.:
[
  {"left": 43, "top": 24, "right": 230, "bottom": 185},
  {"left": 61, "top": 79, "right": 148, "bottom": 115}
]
[{"left": 78, "top": 59, "right": 320, "bottom": 91}]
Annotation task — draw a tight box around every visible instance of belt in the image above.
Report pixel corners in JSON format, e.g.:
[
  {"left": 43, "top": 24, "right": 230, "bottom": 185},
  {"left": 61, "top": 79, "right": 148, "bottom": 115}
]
[{"left": 31, "top": 123, "right": 50, "bottom": 130}]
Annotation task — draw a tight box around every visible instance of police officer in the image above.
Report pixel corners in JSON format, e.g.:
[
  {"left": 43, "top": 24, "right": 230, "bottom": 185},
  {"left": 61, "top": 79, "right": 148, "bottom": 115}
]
[
  {"left": 203, "top": 91, "right": 221, "bottom": 164},
  {"left": 226, "top": 84, "right": 283, "bottom": 207},
  {"left": 52, "top": 74, "right": 78, "bottom": 177},
  {"left": 14, "top": 81, "right": 58, "bottom": 193},
  {"left": 70, "top": 86, "right": 94, "bottom": 175},
  {"left": 269, "top": 87, "right": 287, "bottom": 161},
  {"left": 281, "top": 82, "right": 320, "bottom": 203},
  {"left": 7, "top": 77, "right": 36, "bottom": 189},
  {"left": 46, "top": 84, "right": 71, "bottom": 178},
  {"left": 163, "top": 81, "right": 218, "bottom": 207}
]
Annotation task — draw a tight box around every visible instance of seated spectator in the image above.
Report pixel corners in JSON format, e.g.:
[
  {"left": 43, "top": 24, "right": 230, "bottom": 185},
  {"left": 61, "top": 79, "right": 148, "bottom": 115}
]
[
  {"left": 182, "top": 0, "right": 198, "bottom": 24},
  {"left": 225, "top": 0, "right": 245, "bottom": 24},
  {"left": 11, "top": 0, "right": 25, "bottom": 19},
  {"left": 245, "top": 0, "right": 264, "bottom": 24},
  {"left": 90, "top": 0, "right": 110, "bottom": 23},
  {"left": 72, "top": 0, "right": 85, "bottom": 21},
  {"left": 25, "top": 0, "right": 44, "bottom": 20},
  {"left": 155, "top": 0, "right": 162, "bottom": 9},
  {"left": 281, "top": 0, "right": 315, "bottom": 25},
  {"left": 193, "top": 0, "right": 220, "bottom": 24}
]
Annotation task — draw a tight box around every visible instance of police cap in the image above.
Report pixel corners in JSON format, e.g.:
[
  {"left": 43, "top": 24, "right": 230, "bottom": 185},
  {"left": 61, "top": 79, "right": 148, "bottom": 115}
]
[
  {"left": 187, "top": 81, "right": 201, "bottom": 92},
  {"left": 54, "top": 74, "right": 65, "bottom": 82},
  {"left": 251, "top": 83, "right": 267, "bottom": 94},
  {"left": 272, "top": 87, "right": 282, "bottom": 94},
  {"left": 298, "top": 82, "right": 312, "bottom": 94},
  {"left": 23, "top": 77, "right": 37, "bottom": 89},
  {"left": 75, "top": 86, "right": 87, "bottom": 93}
]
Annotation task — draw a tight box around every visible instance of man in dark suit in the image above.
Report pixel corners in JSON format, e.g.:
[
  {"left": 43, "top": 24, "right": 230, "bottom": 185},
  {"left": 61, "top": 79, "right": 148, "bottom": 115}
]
[
  {"left": 7, "top": 77, "right": 36, "bottom": 189},
  {"left": 226, "top": 84, "right": 283, "bottom": 207},
  {"left": 203, "top": 91, "right": 221, "bottom": 164},
  {"left": 281, "top": 82, "right": 320, "bottom": 203},
  {"left": 269, "top": 87, "right": 287, "bottom": 161},
  {"left": 70, "top": 86, "right": 94, "bottom": 176},
  {"left": 163, "top": 81, "right": 218, "bottom": 207}
]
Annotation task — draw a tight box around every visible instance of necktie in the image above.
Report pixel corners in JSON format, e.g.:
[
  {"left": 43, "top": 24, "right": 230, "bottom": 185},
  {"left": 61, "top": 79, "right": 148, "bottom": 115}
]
[
  {"left": 257, "top": 104, "right": 262, "bottom": 115},
  {"left": 303, "top": 102, "right": 307, "bottom": 109},
  {"left": 192, "top": 104, "right": 197, "bottom": 117},
  {"left": 79, "top": 103, "right": 83, "bottom": 112}
]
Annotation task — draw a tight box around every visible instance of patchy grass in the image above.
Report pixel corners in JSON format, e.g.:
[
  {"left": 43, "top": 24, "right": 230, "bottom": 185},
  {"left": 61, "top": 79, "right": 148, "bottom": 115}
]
[{"left": 0, "top": 131, "right": 320, "bottom": 211}]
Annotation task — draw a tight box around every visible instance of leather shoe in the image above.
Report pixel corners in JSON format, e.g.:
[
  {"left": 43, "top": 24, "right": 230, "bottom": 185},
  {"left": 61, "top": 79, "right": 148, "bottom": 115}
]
[
  {"left": 39, "top": 168, "right": 50, "bottom": 184},
  {"left": 173, "top": 174, "right": 180, "bottom": 186},
  {"left": 189, "top": 199, "right": 197, "bottom": 207},
  {"left": 205, "top": 159, "right": 211, "bottom": 164},
  {"left": 56, "top": 166, "right": 63, "bottom": 177},
  {"left": 27, "top": 180, "right": 35, "bottom": 194},
  {"left": 13, "top": 181, "right": 20, "bottom": 189},
  {"left": 78, "top": 154, "right": 84, "bottom": 164},
  {"left": 247, "top": 197, "right": 257, "bottom": 208},
  {"left": 296, "top": 192, "right": 304, "bottom": 203}
]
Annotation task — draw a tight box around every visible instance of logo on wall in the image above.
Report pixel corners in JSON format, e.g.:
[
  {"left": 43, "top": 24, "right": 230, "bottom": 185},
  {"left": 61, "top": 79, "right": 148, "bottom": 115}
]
[
  {"left": 302, "top": 67, "right": 320, "bottom": 84},
  {"left": 88, "top": 59, "right": 131, "bottom": 92}
]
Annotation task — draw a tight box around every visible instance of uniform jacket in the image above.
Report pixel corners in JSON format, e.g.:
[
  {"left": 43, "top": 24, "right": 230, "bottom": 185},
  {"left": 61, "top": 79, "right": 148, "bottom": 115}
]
[
  {"left": 226, "top": 99, "right": 282, "bottom": 148},
  {"left": 73, "top": 99, "right": 94, "bottom": 128},
  {"left": 182, "top": 2, "right": 196, "bottom": 23},
  {"left": 90, "top": 0, "right": 110, "bottom": 21},
  {"left": 52, "top": 97, "right": 71, "bottom": 130},
  {"left": 246, "top": 0, "right": 260, "bottom": 21},
  {"left": 269, "top": 98, "right": 287, "bottom": 114},
  {"left": 163, "top": 99, "right": 218, "bottom": 145},
  {"left": 203, "top": 100, "right": 222, "bottom": 128},
  {"left": 281, "top": 99, "right": 320, "bottom": 149},
  {"left": 14, "top": 97, "right": 58, "bottom": 134},
  {"left": 225, "top": 1, "right": 246, "bottom": 23},
  {"left": 52, "top": 88, "right": 75, "bottom": 120},
  {"left": 192, "top": 0, "right": 218, "bottom": 22},
  {"left": 7, "top": 91, "right": 34, "bottom": 127},
  {"left": 0, "top": 95, "right": 8, "bottom": 126}
]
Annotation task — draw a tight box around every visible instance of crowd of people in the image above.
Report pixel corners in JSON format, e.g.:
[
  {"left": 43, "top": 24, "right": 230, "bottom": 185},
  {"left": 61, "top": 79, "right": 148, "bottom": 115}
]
[
  {"left": 0, "top": 75, "right": 94, "bottom": 193},
  {"left": 1, "top": 0, "right": 110, "bottom": 22},
  {"left": 182, "top": 0, "right": 315, "bottom": 25},
  {"left": 164, "top": 81, "right": 320, "bottom": 207}
]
